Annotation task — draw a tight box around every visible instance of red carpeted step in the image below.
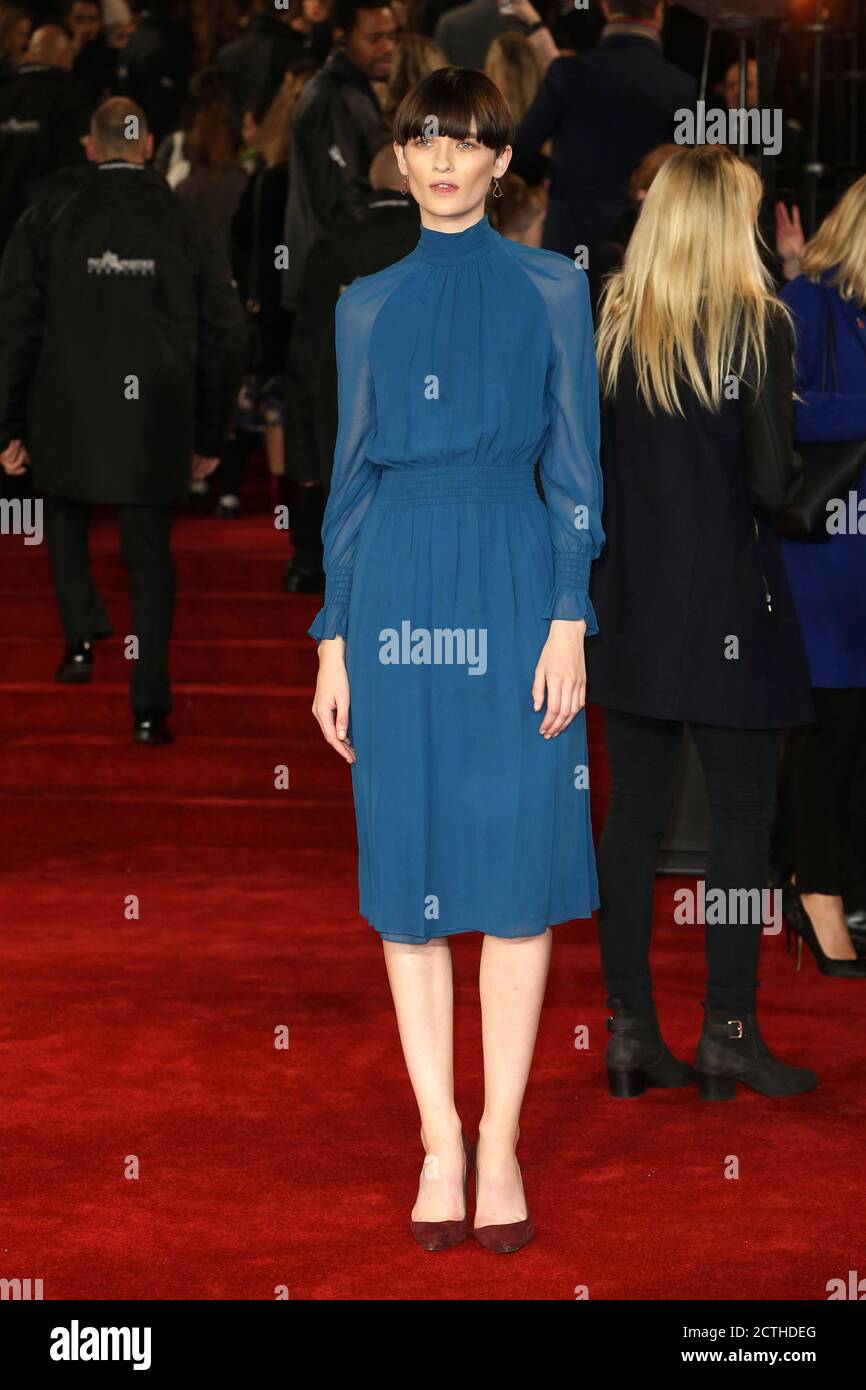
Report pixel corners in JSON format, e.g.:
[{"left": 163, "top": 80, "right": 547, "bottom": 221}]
[
  {"left": 0, "top": 636, "right": 316, "bottom": 685},
  {"left": 0, "top": 591, "right": 320, "bottom": 639},
  {"left": 0, "top": 733, "right": 352, "bottom": 797},
  {"left": 0, "top": 682, "right": 315, "bottom": 735},
  {"left": 2, "top": 791, "right": 355, "bottom": 847},
  {"left": 0, "top": 547, "right": 290, "bottom": 595}
]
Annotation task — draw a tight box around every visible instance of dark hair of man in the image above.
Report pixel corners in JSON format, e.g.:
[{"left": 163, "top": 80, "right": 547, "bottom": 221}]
[
  {"left": 393, "top": 66, "right": 515, "bottom": 156},
  {"left": 330, "top": 0, "right": 391, "bottom": 37}
]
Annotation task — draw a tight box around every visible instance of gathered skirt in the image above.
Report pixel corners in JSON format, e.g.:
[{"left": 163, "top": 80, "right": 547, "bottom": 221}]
[{"left": 344, "top": 462, "right": 599, "bottom": 943}]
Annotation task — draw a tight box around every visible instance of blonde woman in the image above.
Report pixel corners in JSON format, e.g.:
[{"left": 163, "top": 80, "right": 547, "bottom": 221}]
[
  {"left": 485, "top": 32, "right": 542, "bottom": 128},
  {"left": 777, "top": 175, "right": 866, "bottom": 977},
  {"left": 590, "top": 145, "right": 819, "bottom": 1101},
  {"left": 382, "top": 32, "right": 447, "bottom": 116}
]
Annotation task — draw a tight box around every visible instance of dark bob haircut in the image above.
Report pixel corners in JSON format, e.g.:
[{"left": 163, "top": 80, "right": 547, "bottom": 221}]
[{"left": 393, "top": 67, "right": 515, "bottom": 155}]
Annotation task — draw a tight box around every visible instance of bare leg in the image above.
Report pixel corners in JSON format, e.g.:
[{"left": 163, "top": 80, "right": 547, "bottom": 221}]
[
  {"left": 476, "top": 930, "right": 552, "bottom": 1227},
  {"left": 383, "top": 938, "right": 466, "bottom": 1222},
  {"left": 799, "top": 891, "right": 858, "bottom": 960},
  {"left": 264, "top": 420, "right": 284, "bottom": 477}
]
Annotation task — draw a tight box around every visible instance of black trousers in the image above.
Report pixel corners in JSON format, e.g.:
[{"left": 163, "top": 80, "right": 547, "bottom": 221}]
[
  {"left": 597, "top": 708, "right": 780, "bottom": 1015},
  {"left": 779, "top": 687, "right": 866, "bottom": 898},
  {"left": 44, "top": 497, "right": 175, "bottom": 714}
]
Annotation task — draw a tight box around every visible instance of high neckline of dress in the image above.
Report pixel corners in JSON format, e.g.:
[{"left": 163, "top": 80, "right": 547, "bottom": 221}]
[{"left": 415, "top": 214, "right": 499, "bottom": 266}]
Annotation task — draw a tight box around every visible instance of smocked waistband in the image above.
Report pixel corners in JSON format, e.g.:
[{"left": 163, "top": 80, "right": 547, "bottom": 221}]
[{"left": 373, "top": 463, "right": 540, "bottom": 505}]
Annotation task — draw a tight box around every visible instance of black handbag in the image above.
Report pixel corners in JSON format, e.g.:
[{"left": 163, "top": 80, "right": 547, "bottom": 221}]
[{"left": 774, "top": 292, "right": 866, "bottom": 539}]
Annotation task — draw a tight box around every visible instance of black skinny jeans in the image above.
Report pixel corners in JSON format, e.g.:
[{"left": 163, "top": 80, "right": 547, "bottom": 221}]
[
  {"left": 779, "top": 688, "right": 866, "bottom": 898},
  {"left": 597, "top": 708, "right": 780, "bottom": 1015}
]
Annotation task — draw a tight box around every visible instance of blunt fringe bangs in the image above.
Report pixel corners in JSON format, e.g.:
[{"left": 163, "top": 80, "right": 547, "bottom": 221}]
[{"left": 393, "top": 67, "right": 514, "bottom": 153}]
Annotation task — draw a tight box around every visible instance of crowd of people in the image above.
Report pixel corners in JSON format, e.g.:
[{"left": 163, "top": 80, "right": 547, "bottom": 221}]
[{"left": 1, "top": 0, "right": 865, "bottom": 1244}]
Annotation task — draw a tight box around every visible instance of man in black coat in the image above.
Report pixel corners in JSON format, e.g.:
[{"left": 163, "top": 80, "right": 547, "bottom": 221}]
[
  {"left": 0, "top": 97, "right": 245, "bottom": 744},
  {"left": 115, "top": 0, "right": 193, "bottom": 148},
  {"left": 511, "top": 0, "right": 696, "bottom": 257},
  {"left": 0, "top": 23, "right": 91, "bottom": 254}
]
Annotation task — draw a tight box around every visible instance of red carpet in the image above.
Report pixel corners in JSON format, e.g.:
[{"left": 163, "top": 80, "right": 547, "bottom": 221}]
[{"left": 1, "top": 486, "right": 864, "bottom": 1301}]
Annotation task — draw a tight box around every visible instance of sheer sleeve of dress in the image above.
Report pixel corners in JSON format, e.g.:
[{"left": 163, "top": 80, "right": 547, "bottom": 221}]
[
  {"left": 308, "top": 283, "right": 381, "bottom": 642},
  {"left": 536, "top": 262, "right": 605, "bottom": 633}
]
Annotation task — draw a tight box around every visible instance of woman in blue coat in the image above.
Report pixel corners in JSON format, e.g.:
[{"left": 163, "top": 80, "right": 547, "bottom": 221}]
[
  {"left": 309, "top": 69, "right": 604, "bottom": 1252},
  {"left": 779, "top": 174, "right": 866, "bottom": 977}
]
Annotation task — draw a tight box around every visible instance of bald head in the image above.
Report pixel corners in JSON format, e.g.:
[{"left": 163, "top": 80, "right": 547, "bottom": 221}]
[
  {"left": 89, "top": 97, "right": 151, "bottom": 163},
  {"left": 26, "top": 25, "right": 74, "bottom": 70}
]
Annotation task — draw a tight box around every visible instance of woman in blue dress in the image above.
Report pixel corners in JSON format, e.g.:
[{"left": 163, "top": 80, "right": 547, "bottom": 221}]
[
  {"left": 778, "top": 174, "right": 866, "bottom": 975},
  {"left": 309, "top": 68, "right": 603, "bottom": 1253}
]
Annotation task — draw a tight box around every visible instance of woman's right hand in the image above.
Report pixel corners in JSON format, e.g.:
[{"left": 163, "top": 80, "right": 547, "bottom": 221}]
[{"left": 312, "top": 638, "right": 356, "bottom": 764}]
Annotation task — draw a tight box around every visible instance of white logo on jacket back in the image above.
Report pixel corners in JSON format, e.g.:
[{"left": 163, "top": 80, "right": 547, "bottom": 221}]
[
  {"left": 0, "top": 117, "right": 41, "bottom": 133},
  {"left": 87, "top": 250, "right": 156, "bottom": 277}
]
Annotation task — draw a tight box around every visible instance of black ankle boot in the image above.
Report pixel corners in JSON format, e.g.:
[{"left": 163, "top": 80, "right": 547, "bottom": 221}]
[
  {"left": 605, "top": 999, "right": 695, "bottom": 1097},
  {"left": 695, "top": 1002, "right": 819, "bottom": 1101}
]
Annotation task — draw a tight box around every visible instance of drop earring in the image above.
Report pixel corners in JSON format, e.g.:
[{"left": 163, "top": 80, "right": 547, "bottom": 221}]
[
  {"left": 401, "top": 175, "right": 409, "bottom": 195},
  {"left": 491, "top": 177, "right": 503, "bottom": 199}
]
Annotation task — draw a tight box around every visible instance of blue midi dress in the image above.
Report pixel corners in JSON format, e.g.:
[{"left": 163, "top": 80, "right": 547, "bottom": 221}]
[{"left": 309, "top": 213, "right": 605, "bottom": 943}]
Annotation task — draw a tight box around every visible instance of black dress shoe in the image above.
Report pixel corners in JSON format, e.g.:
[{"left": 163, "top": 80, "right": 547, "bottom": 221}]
[
  {"left": 55, "top": 640, "right": 94, "bottom": 684},
  {"left": 215, "top": 495, "right": 241, "bottom": 519},
  {"left": 605, "top": 998, "right": 695, "bottom": 1097},
  {"left": 282, "top": 564, "right": 324, "bottom": 595},
  {"left": 133, "top": 711, "right": 174, "bottom": 746}
]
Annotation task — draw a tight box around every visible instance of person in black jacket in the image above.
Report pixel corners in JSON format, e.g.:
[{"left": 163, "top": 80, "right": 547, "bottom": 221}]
[
  {"left": 213, "top": 0, "right": 316, "bottom": 124},
  {"left": 0, "top": 97, "right": 245, "bottom": 744},
  {"left": 63, "top": 0, "right": 117, "bottom": 106},
  {"left": 115, "top": 0, "right": 193, "bottom": 147},
  {"left": 510, "top": 0, "right": 695, "bottom": 257},
  {"left": 280, "top": 0, "right": 396, "bottom": 591},
  {"left": 286, "top": 141, "right": 419, "bottom": 509},
  {"left": 589, "top": 145, "right": 819, "bottom": 1101},
  {"left": 0, "top": 23, "right": 90, "bottom": 253},
  {"left": 280, "top": 0, "right": 396, "bottom": 310}
]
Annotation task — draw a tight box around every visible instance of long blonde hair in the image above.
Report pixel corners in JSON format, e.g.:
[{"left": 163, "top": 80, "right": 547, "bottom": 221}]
[
  {"left": 596, "top": 145, "right": 784, "bottom": 415},
  {"left": 801, "top": 172, "right": 866, "bottom": 306},
  {"left": 485, "top": 34, "right": 542, "bottom": 128}
]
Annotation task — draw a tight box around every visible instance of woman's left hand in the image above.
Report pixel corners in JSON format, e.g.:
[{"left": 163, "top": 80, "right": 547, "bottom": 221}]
[{"left": 532, "top": 619, "right": 587, "bottom": 738}]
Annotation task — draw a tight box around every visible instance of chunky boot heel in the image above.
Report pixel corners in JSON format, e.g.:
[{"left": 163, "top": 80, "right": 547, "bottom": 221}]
[
  {"left": 604, "top": 999, "right": 694, "bottom": 1096},
  {"left": 695, "top": 1001, "right": 818, "bottom": 1099},
  {"left": 697, "top": 1070, "right": 737, "bottom": 1102},
  {"left": 607, "top": 1068, "right": 647, "bottom": 1098}
]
